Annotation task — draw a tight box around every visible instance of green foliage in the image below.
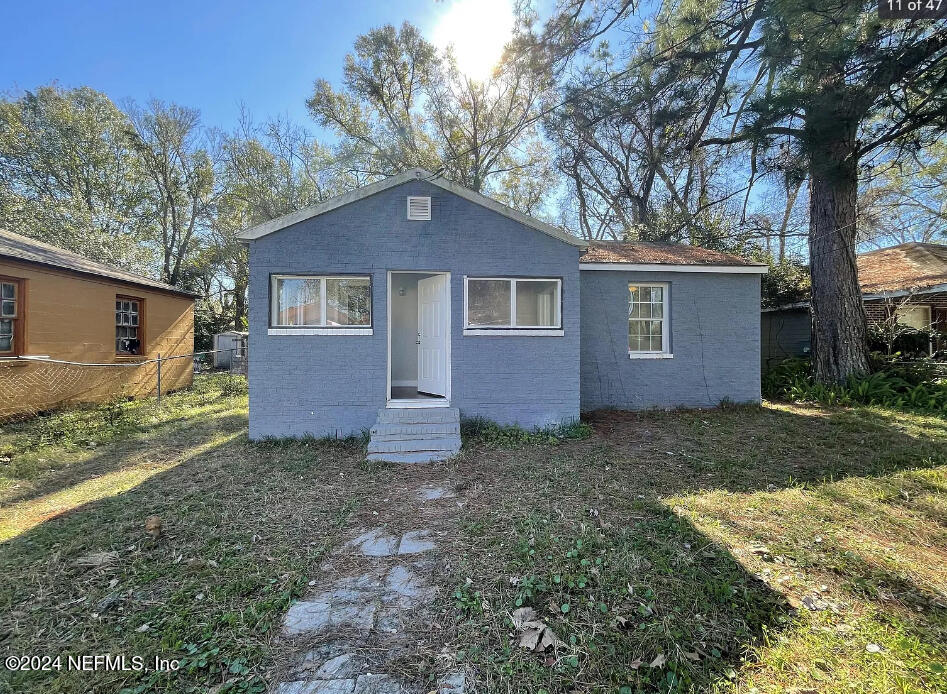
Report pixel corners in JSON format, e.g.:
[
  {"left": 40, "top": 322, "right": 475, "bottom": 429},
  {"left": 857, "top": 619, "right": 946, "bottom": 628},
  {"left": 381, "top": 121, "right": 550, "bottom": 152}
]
[
  {"left": 763, "top": 357, "right": 947, "bottom": 414},
  {"left": 758, "top": 254, "right": 810, "bottom": 308},
  {"left": 460, "top": 417, "right": 593, "bottom": 448},
  {"left": 0, "top": 85, "right": 155, "bottom": 272},
  {"left": 308, "top": 22, "right": 553, "bottom": 210}
]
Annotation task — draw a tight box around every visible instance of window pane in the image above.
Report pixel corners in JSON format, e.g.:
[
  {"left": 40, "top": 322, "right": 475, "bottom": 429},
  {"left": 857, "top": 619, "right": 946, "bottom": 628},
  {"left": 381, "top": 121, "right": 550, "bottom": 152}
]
[
  {"left": 326, "top": 278, "right": 371, "bottom": 326},
  {"left": 1, "top": 300, "right": 14, "bottom": 316},
  {"left": 468, "top": 279, "right": 511, "bottom": 326},
  {"left": 130, "top": 301, "right": 139, "bottom": 313},
  {"left": 1, "top": 283, "right": 14, "bottom": 299},
  {"left": 276, "top": 278, "right": 322, "bottom": 326},
  {"left": 651, "top": 300, "right": 663, "bottom": 319},
  {"left": 896, "top": 306, "right": 931, "bottom": 331},
  {"left": 515, "top": 280, "right": 559, "bottom": 327},
  {"left": 122, "top": 301, "right": 131, "bottom": 311},
  {"left": 0, "top": 319, "right": 11, "bottom": 336},
  {"left": 131, "top": 313, "right": 139, "bottom": 326},
  {"left": 0, "top": 336, "right": 11, "bottom": 352},
  {"left": 116, "top": 300, "right": 122, "bottom": 311}
]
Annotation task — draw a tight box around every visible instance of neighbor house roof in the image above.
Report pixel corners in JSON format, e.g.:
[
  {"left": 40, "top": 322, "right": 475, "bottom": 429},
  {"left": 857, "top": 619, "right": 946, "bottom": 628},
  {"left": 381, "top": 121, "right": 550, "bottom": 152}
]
[
  {"left": 579, "top": 240, "right": 768, "bottom": 273},
  {"left": 856, "top": 242, "right": 947, "bottom": 294},
  {"left": 763, "top": 241, "right": 947, "bottom": 312},
  {"left": 0, "top": 229, "right": 196, "bottom": 298},
  {"left": 237, "top": 168, "right": 588, "bottom": 248}
]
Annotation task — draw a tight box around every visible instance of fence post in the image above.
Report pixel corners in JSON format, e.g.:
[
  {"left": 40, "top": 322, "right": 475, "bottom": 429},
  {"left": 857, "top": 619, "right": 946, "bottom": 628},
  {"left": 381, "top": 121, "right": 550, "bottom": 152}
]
[{"left": 156, "top": 353, "right": 162, "bottom": 406}]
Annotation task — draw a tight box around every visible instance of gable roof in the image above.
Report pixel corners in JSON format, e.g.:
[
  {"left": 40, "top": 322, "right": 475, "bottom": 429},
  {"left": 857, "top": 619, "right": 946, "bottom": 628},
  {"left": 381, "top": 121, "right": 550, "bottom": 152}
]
[
  {"left": 0, "top": 229, "right": 196, "bottom": 298},
  {"left": 237, "top": 168, "right": 588, "bottom": 248},
  {"left": 856, "top": 242, "right": 947, "bottom": 294}
]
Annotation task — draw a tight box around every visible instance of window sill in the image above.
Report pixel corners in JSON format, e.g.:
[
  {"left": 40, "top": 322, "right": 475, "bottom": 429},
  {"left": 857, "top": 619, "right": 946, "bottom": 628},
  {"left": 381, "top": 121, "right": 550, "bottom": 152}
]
[
  {"left": 268, "top": 327, "right": 373, "bottom": 336},
  {"left": 463, "top": 328, "right": 564, "bottom": 337},
  {"left": 629, "top": 352, "right": 673, "bottom": 359}
]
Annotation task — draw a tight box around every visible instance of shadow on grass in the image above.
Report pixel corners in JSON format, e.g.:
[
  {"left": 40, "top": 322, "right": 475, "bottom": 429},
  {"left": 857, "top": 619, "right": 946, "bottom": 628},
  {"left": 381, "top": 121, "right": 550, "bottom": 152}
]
[
  {"left": 446, "top": 446, "right": 794, "bottom": 692},
  {"left": 0, "top": 430, "right": 373, "bottom": 694},
  {"left": 448, "top": 403, "right": 947, "bottom": 691},
  {"left": 583, "top": 403, "right": 947, "bottom": 495},
  {"left": 0, "top": 407, "right": 248, "bottom": 508}
]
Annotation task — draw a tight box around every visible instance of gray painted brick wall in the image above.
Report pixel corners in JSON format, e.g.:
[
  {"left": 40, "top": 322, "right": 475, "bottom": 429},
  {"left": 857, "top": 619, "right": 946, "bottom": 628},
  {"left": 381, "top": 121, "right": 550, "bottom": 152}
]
[
  {"left": 248, "top": 179, "right": 582, "bottom": 439},
  {"left": 579, "top": 270, "right": 761, "bottom": 411}
]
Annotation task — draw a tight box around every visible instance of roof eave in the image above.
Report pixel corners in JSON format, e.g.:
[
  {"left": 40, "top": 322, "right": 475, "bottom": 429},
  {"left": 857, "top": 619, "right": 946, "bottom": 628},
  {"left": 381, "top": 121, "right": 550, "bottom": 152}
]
[
  {"left": 579, "top": 262, "right": 768, "bottom": 274},
  {"left": 0, "top": 253, "right": 198, "bottom": 299}
]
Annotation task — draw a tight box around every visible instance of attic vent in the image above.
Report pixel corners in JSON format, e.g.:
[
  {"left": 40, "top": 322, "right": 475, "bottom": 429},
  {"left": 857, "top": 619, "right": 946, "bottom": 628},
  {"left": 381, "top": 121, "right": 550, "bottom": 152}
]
[{"left": 407, "top": 196, "right": 431, "bottom": 221}]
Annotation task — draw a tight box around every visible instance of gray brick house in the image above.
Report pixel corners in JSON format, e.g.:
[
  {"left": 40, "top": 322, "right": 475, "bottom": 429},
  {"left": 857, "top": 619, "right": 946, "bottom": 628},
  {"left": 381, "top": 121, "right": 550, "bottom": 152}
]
[{"left": 239, "top": 169, "right": 766, "bottom": 461}]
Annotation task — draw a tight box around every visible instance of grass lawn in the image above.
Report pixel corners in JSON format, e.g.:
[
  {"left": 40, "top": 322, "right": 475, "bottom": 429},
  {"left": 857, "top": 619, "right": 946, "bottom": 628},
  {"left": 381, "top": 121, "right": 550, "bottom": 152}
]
[{"left": 0, "top": 376, "right": 944, "bottom": 693}]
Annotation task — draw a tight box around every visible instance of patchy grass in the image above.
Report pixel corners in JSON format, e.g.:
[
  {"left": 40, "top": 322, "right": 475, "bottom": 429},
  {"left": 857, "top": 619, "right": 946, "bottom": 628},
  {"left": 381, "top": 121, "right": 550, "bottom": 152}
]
[
  {"left": 441, "top": 403, "right": 947, "bottom": 693},
  {"left": 0, "top": 375, "right": 385, "bottom": 694},
  {"left": 1, "top": 389, "right": 945, "bottom": 693}
]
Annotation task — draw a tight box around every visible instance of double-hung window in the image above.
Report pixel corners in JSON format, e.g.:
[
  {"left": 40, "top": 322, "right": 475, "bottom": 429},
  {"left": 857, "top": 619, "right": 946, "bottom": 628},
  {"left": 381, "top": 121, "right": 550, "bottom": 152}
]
[
  {"left": 464, "top": 277, "right": 561, "bottom": 334},
  {"left": 628, "top": 283, "right": 671, "bottom": 358},
  {"left": 0, "top": 278, "right": 22, "bottom": 355},
  {"left": 270, "top": 275, "right": 372, "bottom": 333},
  {"left": 116, "top": 296, "right": 143, "bottom": 355}
]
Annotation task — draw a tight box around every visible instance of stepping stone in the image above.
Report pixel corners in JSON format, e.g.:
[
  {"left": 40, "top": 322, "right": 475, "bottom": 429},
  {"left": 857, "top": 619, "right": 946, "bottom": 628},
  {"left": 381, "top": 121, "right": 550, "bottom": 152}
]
[
  {"left": 384, "top": 565, "right": 433, "bottom": 604},
  {"left": 283, "top": 600, "right": 377, "bottom": 635},
  {"left": 283, "top": 601, "right": 332, "bottom": 635},
  {"left": 353, "top": 673, "right": 403, "bottom": 694},
  {"left": 274, "top": 680, "right": 356, "bottom": 694},
  {"left": 417, "top": 486, "right": 454, "bottom": 501},
  {"left": 436, "top": 670, "right": 466, "bottom": 694},
  {"left": 347, "top": 529, "right": 399, "bottom": 557},
  {"left": 313, "top": 654, "right": 363, "bottom": 680},
  {"left": 398, "top": 530, "right": 436, "bottom": 555}
]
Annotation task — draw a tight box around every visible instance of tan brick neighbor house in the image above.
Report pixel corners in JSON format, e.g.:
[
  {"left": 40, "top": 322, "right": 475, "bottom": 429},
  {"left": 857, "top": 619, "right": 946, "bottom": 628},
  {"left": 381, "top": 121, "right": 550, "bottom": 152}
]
[
  {"left": 761, "top": 242, "right": 947, "bottom": 368},
  {"left": 0, "top": 229, "right": 195, "bottom": 418}
]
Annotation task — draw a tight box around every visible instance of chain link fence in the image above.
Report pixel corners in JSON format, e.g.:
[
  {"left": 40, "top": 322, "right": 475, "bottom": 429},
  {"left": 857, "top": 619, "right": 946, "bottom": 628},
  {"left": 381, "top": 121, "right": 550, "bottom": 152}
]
[{"left": 0, "top": 347, "right": 246, "bottom": 421}]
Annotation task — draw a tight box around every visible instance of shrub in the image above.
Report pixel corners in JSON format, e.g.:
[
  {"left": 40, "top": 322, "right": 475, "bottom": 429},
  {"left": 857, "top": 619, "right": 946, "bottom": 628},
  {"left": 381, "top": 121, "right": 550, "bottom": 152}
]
[
  {"left": 763, "top": 356, "right": 947, "bottom": 414},
  {"left": 460, "top": 417, "right": 593, "bottom": 448}
]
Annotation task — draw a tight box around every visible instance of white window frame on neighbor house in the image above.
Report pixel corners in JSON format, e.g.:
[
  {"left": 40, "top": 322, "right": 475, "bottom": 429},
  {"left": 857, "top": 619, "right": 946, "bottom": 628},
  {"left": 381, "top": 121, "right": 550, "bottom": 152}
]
[
  {"left": 462, "top": 276, "right": 563, "bottom": 336},
  {"left": 268, "top": 274, "right": 373, "bottom": 335},
  {"left": 628, "top": 282, "right": 672, "bottom": 359}
]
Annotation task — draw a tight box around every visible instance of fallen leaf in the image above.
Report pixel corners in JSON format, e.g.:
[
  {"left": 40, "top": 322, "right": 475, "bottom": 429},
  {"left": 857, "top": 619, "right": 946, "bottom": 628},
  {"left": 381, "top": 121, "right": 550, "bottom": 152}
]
[
  {"left": 629, "top": 659, "right": 643, "bottom": 670},
  {"left": 684, "top": 651, "right": 700, "bottom": 661},
  {"left": 866, "top": 643, "right": 883, "bottom": 653},
  {"left": 649, "top": 653, "right": 666, "bottom": 668},
  {"left": 144, "top": 515, "right": 162, "bottom": 538}
]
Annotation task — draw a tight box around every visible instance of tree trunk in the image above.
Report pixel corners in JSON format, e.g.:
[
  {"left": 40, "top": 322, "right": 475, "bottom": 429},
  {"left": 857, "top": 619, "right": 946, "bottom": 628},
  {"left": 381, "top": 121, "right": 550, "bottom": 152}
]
[{"left": 807, "top": 119, "right": 870, "bottom": 384}]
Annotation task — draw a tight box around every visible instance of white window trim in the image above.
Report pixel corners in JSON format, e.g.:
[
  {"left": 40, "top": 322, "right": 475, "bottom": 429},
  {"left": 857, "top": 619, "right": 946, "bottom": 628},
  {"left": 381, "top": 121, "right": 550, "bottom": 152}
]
[
  {"left": 628, "top": 281, "right": 671, "bottom": 358},
  {"left": 270, "top": 274, "right": 372, "bottom": 332},
  {"left": 463, "top": 276, "right": 562, "bottom": 333},
  {"left": 268, "top": 327, "right": 373, "bottom": 336}
]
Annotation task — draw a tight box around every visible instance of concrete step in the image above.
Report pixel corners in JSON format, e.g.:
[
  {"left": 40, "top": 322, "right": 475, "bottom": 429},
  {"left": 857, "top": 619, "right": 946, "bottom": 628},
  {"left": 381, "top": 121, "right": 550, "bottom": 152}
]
[
  {"left": 366, "top": 450, "right": 456, "bottom": 464},
  {"left": 370, "top": 423, "right": 460, "bottom": 437},
  {"left": 367, "top": 436, "right": 461, "bottom": 454},
  {"left": 375, "top": 407, "right": 460, "bottom": 425}
]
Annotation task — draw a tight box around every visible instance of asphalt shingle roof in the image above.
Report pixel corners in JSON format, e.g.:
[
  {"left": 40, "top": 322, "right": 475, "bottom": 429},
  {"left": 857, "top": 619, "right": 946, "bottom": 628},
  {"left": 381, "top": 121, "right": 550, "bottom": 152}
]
[
  {"left": 856, "top": 242, "right": 947, "bottom": 294},
  {"left": 580, "top": 240, "right": 765, "bottom": 266},
  {"left": 0, "top": 229, "right": 196, "bottom": 298}
]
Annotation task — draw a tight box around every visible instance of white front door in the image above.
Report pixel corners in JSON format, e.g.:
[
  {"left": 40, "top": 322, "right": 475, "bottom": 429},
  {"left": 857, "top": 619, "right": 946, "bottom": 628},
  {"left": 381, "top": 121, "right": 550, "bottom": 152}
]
[{"left": 417, "top": 274, "right": 449, "bottom": 396}]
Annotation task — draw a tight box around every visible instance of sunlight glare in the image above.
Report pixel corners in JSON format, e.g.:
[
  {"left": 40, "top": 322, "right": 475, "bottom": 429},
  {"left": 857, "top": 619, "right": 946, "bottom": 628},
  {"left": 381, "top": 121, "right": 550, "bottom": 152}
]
[{"left": 432, "top": 0, "right": 515, "bottom": 80}]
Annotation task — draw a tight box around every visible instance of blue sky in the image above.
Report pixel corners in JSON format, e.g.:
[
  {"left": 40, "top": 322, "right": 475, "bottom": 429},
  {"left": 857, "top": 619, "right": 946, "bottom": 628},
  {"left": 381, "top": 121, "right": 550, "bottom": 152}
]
[{"left": 0, "top": 0, "right": 474, "bottom": 132}]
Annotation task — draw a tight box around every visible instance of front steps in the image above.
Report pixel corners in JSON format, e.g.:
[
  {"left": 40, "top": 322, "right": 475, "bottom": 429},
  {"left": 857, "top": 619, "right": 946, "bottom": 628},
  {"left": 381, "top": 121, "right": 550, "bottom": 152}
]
[{"left": 367, "top": 407, "right": 461, "bottom": 463}]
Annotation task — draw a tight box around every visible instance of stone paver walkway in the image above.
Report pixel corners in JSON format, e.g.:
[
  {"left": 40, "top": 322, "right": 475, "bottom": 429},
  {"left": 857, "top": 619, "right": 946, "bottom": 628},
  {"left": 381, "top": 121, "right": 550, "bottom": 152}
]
[{"left": 271, "top": 485, "right": 463, "bottom": 694}]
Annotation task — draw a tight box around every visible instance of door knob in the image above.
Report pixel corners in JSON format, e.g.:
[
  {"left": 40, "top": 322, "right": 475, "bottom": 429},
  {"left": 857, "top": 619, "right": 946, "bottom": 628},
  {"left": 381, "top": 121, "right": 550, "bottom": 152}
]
[{"left": 416, "top": 331, "right": 422, "bottom": 345}]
